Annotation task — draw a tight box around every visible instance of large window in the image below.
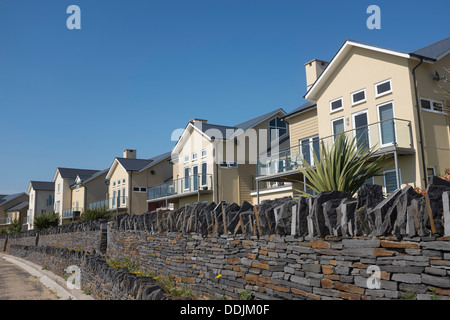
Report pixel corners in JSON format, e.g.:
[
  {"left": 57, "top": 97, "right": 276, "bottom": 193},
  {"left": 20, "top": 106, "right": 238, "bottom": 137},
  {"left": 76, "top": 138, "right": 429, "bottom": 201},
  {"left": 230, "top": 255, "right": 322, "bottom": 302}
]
[
  {"left": 377, "top": 101, "right": 395, "bottom": 146},
  {"left": 269, "top": 117, "right": 287, "bottom": 142},
  {"left": 184, "top": 168, "right": 190, "bottom": 190},
  {"left": 201, "top": 162, "right": 207, "bottom": 186},
  {"left": 300, "top": 136, "right": 320, "bottom": 166},
  {"left": 332, "top": 117, "right": 345, "bottom": 139}
]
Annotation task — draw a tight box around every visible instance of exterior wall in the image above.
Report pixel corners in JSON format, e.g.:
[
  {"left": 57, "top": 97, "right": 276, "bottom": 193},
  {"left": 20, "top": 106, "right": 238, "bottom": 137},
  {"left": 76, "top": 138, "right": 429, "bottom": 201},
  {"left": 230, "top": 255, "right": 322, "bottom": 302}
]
[
  {"left": 54, "top": 173, "right": 73, "bottom": 214},
  {"left": 71, "top": 185, "right": 85, "bottom": 212},
  {"left": 411, "top": 55, "right": 450, "bottom": 179},
  {"left": 0, "top": 194, "right": 29, "bottom": 228},
  {"left": 288, "top": 108, "right": 319, "bottom": 146},
  {"left": 107, "top": 163, "right": 130, "bottom": 210},
  {"left": 72, "top": 173, "right": 108, "bottom": 212}
]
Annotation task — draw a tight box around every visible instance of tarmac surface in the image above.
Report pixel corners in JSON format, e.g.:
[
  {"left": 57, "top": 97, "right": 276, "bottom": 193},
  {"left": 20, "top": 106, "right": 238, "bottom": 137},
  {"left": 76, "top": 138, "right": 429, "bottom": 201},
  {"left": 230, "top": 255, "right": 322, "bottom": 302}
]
[{"left": 0, "top": 257, "right": 60, "bottom": 300}]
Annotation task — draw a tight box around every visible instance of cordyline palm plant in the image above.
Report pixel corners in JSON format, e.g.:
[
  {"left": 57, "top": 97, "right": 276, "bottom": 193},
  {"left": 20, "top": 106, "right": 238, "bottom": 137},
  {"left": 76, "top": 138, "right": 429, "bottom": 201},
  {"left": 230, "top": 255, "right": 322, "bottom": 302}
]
[{"left": 295, "top": 132, "right": 388, "bottom": 197}]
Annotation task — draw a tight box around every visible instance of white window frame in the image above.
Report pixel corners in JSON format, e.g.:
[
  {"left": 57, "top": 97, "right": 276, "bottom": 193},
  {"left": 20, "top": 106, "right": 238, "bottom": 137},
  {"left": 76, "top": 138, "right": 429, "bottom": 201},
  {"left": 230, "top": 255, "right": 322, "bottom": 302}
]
[
  {"left": 383, "top": 169, "right": 402, "bottom": 194},
  {"left": 331, "top": 117, "right": 345, "bottom": 139},
  {"left": 201, "top": 149, "right": 207, "bottom": 158},
  {"left": 420, "top": 97, "right": 445, "bottom": 114},
  {"left": 351, "top": 88, "right": 367, "bottom": 106},
  {"left": 184, "top": 167, "right": 190, "bottom": 191},
  {"left": 329, "top": 97, "right": 344, "bottom": 113},
  {"left": 300, "top": 135, "right": 320, "bottom": 166},
  {"left": 375, "top": 79, "right": 392, "bottom": 98},
  {"left": 377, "top": 100, "right": 397, "bottom": 148},
  {"left": 352, "top": 109, "right": 371, "bottom": 149},
  {"left": 269, "top": 117, "right": 288, "bottom": 142},
  {"left": 192, "top": 152, "right": 198, "bottom": 161},
  {"left": 132, "top": 187, "right": 147, "bottom": 193}
]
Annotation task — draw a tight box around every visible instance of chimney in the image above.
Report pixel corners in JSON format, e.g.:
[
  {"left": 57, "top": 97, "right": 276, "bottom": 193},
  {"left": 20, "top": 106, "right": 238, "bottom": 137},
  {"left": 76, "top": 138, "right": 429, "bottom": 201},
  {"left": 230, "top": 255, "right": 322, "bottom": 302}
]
[
  {"left": 123, "top": 149, "right": 137, "bottom": 159},
  {"left": 304, "top": 59, "right": 329, "bottom": 91},
  {"left": 189, "top": 118, "right": 208, "bottom": 125}
]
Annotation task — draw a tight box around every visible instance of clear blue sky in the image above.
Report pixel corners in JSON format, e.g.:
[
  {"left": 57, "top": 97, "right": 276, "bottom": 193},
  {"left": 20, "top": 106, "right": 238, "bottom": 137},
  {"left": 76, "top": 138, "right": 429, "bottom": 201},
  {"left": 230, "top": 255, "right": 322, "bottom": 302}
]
[{"left": 0, "top": 0, "right": 448, "bottom": 194}]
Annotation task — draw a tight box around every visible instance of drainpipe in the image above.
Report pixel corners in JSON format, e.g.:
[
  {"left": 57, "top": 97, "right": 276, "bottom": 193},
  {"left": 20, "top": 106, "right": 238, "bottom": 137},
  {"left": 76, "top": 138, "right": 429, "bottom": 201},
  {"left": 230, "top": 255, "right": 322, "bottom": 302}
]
[{"left": 411, "top": 56, "right": 428, "bottom": 189}]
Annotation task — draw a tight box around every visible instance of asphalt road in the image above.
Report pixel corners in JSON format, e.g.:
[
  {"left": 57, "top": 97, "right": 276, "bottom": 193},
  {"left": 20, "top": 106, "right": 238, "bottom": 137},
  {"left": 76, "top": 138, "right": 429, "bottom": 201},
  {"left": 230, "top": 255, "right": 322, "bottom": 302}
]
[{"left": 0, "top": 257, "right": 60, "bottom": 300}]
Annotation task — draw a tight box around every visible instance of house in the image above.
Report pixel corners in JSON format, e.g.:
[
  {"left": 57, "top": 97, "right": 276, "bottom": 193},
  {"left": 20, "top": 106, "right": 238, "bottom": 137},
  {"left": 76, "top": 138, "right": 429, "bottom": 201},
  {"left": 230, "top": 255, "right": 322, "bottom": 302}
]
[
  {"left": 5, "top": 201, "right": 29, "bottom": 231},
  {"left": 256, "top": 37, "right": 450, "bottom": 198},
  {"left": 52, "top": 167, "right": 101, "bottom": 222},
  {"left": 99, "top": 149, "right": 172, "bottom": 214},
  {"left": 147, "top": 108, "right": 288, "bottom": 208},
  {"left": 0, "top": 193, "right": 29, "bottom": 231},
  {"left": 69, "top": 168, "right": 109, "bottom": 217},
  {"left": 26, "top": 181, "right": 55, "bottom": 230}
]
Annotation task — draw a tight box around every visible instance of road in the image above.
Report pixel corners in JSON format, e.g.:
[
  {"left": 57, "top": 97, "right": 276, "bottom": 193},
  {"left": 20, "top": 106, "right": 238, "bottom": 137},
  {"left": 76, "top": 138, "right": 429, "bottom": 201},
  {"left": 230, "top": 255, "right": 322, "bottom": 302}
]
[{"left": 0, "top": 257, "right": 60, "bottom": 300}]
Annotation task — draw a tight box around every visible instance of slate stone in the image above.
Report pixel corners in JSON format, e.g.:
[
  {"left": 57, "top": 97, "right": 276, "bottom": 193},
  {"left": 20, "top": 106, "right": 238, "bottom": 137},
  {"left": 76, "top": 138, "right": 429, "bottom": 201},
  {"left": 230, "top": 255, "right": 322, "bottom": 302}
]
[
  {"left": 357, "top": 184, "right": 384, "bottom": 209},
  {"left": 337, "top": 199, "right": 357, "bottom": 237},
  {"left": 421, "top": 273, "right": 450, "bottom": 288},
  {"left": 426, "top": 176, "right": 450, "bottom": 236},
  {"left": 443, "top": 191, "right": 450, "bottom": 237},
  {"left": 369, "top": 188, "right": 402, "bottom": 236}
]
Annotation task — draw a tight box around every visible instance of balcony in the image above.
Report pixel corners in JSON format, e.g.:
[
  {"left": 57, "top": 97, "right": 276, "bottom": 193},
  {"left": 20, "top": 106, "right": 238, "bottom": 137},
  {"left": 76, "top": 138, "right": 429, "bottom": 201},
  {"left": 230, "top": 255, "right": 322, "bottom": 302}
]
[
  {"left": 148, "top": 174, "right": 213, "bottom": 202},
  {"left": 257, "top": 118, "right": 414, "bottom": 178},
  {"left": 88, "top": 197, "right": 128, "bottom": 211},
  {"left": 62, "top": 208, "right": 83, "bottom": 219}
]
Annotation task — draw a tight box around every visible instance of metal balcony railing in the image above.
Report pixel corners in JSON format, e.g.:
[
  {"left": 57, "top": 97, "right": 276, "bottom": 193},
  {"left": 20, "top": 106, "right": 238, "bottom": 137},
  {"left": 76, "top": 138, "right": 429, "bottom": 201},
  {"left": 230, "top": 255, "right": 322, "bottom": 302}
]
[
  {"left": 257, "top": 118, "right": 413, "bottom": 177},
  {"left": 88, "top": 196, "right": 128, "bottom": 211},
  {"left": 148, "top": 174, "right": 213, "bottom": 201}
]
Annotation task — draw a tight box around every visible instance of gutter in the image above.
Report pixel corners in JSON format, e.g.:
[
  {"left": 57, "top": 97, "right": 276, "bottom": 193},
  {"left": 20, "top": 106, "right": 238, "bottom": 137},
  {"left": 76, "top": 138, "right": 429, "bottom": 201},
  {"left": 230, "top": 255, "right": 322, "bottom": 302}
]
[{"left": 410, "top": 55, "right": 428, "bottom": 189}]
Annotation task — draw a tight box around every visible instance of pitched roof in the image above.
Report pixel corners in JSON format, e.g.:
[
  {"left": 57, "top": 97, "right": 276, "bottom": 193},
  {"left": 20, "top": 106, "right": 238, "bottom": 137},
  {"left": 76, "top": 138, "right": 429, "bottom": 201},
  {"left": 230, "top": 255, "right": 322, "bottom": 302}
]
[
  {"left": 283, "top": 101, "right": 316, "bottom": 120},
  {"left": 412, "top": 37, "right": 450, "bottom": 61},
  {"left": 6, "top": 201, "right": 29, "bottom": 212},
  {"left": 192, "top": 122, "right": 237, "bottom": 140},
  {"left": 234, "top": 108, "right": 286, "bottom": 132},
  {"left": 29, "top": 181, "right": 55, "bottom": 191},
  {"left": 0, "top": 193, "right": 27, "bottom": 207},
  {"left": 139, "top": 151, "right": 172, "bottom": 172},
  {"left": 115, "top": 158, "right": 154, "bottom": 172},
  {"left": 57, "top": 168, "right": 100, "bottom": 180}
]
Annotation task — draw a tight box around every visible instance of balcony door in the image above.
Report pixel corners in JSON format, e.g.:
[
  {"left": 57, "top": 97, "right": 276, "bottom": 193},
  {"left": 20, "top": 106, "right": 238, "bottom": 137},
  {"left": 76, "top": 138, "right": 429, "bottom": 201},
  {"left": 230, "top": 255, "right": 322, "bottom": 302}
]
[
  {"left": 352, "top": 110, "right": 370, "bottom": 151},
  {"left": 378, "top": 102, "right": 396, "bottom": 147},
  {"left": 193, "top": 166, "right": 198, "bottom": 191}
]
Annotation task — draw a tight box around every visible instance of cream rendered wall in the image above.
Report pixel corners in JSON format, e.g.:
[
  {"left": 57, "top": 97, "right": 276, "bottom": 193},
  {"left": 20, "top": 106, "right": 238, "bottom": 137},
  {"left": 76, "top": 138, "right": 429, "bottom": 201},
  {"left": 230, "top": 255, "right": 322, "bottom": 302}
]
[
  {"left": 71, "top": 186, "right": 85, "bottom": 211},
  {"left": 313, "top": 46, "right": 419, "bottom": 188},
  {"left": 410, "top": 55, "right": 450, "bottom": 179},
  {"left": 53, "top": 173, "right": 73, "bottom": 214},
  {"left": 108, "top": 163, "right": 129, "bottom": 210}
]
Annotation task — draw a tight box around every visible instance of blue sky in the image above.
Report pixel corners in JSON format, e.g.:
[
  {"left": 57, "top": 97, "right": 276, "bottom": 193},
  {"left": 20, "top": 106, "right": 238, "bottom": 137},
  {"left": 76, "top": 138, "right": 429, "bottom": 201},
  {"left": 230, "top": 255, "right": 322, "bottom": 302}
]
[{"left": 0, "top": 0, "right": 448, "bottom": 194}]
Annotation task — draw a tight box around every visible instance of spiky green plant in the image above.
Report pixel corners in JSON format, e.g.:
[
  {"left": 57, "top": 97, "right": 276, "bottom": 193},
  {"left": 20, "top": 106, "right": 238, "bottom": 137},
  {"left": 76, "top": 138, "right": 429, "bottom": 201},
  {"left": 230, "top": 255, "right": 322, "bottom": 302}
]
[
  {"left": 33, "top": 211, "right": 60, "bottom": 231},
  {"left": 295, "top": 132, "right": 388, "bottom": 197},
  {"left": 80, "top": 206, "right": 112, "bottom": 221}
]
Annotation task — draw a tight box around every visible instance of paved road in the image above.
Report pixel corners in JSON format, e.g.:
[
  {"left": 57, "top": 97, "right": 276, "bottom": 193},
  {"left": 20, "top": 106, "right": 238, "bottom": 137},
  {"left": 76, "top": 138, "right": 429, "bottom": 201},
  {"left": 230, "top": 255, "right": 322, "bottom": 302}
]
[{"left": 0, "top": 257, "right": 60, "bottom": 300}]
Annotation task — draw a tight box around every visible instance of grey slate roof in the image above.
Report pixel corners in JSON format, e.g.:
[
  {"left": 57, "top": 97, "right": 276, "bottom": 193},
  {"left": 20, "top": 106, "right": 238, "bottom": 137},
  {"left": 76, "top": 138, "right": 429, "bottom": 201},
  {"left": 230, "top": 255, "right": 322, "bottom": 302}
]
[
  {"left": 412, "top": 37, "right": 450, "bottom": 60},
  {"left": 0, "top": 193, "right": 27, "bottom": 207},
  {"left": 6, "top": 201, "right": 29, "bottom": 212},
  {"left": 58, "top": 168, "right": 100, "bottom": 180},
  {"left": 234, "top": 108, "right": 286, "bottom": 132},
  {"left": 283, "top": 101, "right": 316, "bottom": 119},
  {"left": 115, "top": 158, "right": 153, "bottom": 172},
  {"left": 139, "top": 151, "right": 172, "bottom": 172},
  {"left": 30, "top": 181, "right": 55, "bottom": 191}
]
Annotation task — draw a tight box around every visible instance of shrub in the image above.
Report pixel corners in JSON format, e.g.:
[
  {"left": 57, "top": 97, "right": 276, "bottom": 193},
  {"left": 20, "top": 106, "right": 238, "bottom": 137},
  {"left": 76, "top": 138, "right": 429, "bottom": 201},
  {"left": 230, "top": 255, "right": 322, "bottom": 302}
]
[
  {"left": 33, "top": 211, "right": 60, "bottom": 231},
  {"left": 80, "top": 206, "right": 112, "bottom": 222}
]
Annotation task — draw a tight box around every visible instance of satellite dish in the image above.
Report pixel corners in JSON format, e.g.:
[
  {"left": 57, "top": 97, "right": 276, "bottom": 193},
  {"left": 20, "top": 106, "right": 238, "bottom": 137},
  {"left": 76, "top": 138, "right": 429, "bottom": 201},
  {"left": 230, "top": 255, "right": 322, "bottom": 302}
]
[{"left": 433, "top": 70, "right": 441, "bottom": 81}]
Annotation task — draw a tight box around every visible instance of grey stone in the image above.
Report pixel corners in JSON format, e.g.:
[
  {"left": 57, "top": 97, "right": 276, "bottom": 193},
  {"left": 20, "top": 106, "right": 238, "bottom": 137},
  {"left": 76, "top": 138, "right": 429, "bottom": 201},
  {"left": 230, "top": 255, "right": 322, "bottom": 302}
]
[
  {"left": 369, "top": 188, "right": 402, "bottom": 236},
  {"left": 337, "top": 199, "right": 357, "bottom": 237},
  {"left": 426, "top": 176, "right": 450, "bottom": 235},
  {"left": 357, "top": 184, "right": 384, "bottom": 210},
  {"left": 398, "top": 283, "right": 428, "bottom": 294},
  {"left": 421, "top": 273, "right": 450, "bottom": 288},
  {"left": 341, "top": 247, "right": 375, "bottom": 257},
  {"left": 443, "top": 191, "right": 450, "bottom": 237},
  {"left": 290, "top": 275, "right": 311, "bottom": 286},
  {"left": 391, "top": 273, "right": 422, "bottom": 284},
  {"left": 342, "top": 239, "right": 380, "bottom": 248},
  {"left": 420, "top": 241, "right": 450, "bottom": 251},
  {"left": 424, "top": 267, "right": 447, "bottom": 276}
]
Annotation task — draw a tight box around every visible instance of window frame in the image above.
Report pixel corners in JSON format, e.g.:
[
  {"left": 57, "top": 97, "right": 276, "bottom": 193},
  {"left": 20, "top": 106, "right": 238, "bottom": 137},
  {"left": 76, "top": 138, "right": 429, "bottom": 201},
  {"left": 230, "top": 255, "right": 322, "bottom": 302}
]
[
  {"left": 377, "top": 100, "right": 397, "bottom": 148},
  {"left": 383, "top": 169, "right": 402, "bottom": 194},
  {"left": 329, "top": 97, "right": 344, "bottom": 113},
  {"left": 351, "top": 88, "right": 367, "bottom": 106},
  {"left": 331, "top": 117, "right": 345, "bottom": 139},
  {"left": 375, "top": 79, "right": 392, "bottom": 98},
  {"left": 420, "top": 97, "right": 445, "bottom": 114},
  {"left": 192, "top": 152, "right": 198, "bottom": 161},
  {"left": 269, "top": 117, "right": 288, "bottom": 142}
]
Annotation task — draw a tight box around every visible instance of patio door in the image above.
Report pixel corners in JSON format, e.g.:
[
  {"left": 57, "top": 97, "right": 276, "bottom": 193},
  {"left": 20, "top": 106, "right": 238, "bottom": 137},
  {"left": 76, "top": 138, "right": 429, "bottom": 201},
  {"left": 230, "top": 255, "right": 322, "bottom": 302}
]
[
  {"left": 193, "top": 166, "right": 198, "bottom": 191},
  {"left": 378, "top": 102, "right": 395, "bottom": 146},
  {"left": 353, "top": 110, "right": 370, "bottom": 151}
]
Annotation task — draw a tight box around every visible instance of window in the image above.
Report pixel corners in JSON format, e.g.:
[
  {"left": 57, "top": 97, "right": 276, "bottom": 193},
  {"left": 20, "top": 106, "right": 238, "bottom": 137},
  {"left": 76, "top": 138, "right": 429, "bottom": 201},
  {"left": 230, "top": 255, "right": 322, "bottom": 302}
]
[
  {"left": 133, "top": 187, "right": 140, "bottom": 192},
  {"left": 184, "top": 167, "right": 190, "bottom": 190},
  {"left": 192, "top": 152, "right": 198, "bottom": 161},
  {"left": 117, "top": 180, "right": 120, "bottom": 186},
  {"left": 375, "top": 79, "right": 392, "bottom": 97},
  {"left": 332, "top": 117, "right": 345, "bottom": 139},
  {"left": 421, "top": 98, "right": 444, "bottom": 113},
  {"left": 269, "top": 117, "right": 288, "bottom": 142},
  {"left": 122, "top": 179, "right": 126, "bottom": 184},
  {"left": 112, "top": 191, "right": 116, "bottom": 206},
  {"left": 352, "top": 110, "right": 370, "bottom": 150},
  {"left": 330, "top": 97, "right": 343, "bottom": 113},
  {"left": 184, "top": 155, "right": 189, "bottom": 163},
  {"left": 122, "top": 188, "right": 126, "bottom": 204},
  {"left": 133, "top": 187, "right": 147, "bottom": 193},
  {"left": 113, "top": 182, "right": 116, "bottom": 187},
  {"left": 363, "top": 177, "right": 374, "bottom": 186},
  {"left": 201, "top": 149, "right": 207, "bottom": 158},
  {"left": 219, "top": 161, "right": 238, "bottom": 168},
  {"left": 300, "top": 136, "right": 320, "bottom": 165},
  {"left": 57, "top": 184, "right": 61, "bottom": 193},
  {"left": 377, "top": 101, "right": 395, "bottom": 146},
  {"left": 383, "top": 169, "right": 401, "bottom": 194},
  {"left": 351, "top": 89, "right": 366, "bottom": 106},
  {"left": 201, "top": 162, "right": 207, "bottom": 186}
]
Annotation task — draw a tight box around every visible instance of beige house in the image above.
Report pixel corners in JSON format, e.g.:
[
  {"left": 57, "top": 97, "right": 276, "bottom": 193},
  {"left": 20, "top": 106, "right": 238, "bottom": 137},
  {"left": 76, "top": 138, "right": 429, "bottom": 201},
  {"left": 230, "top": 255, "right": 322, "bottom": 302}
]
[
  {"left": 52, "top": 167, "right": 101, "bottom": 222},
  {"left": 147, "top": 108, "right": 288, "bottom": 208},
  {"left": 256, "top": 37, "right": 450, "bottom": 197},
  {"left": 0, "top": 193, "right": 29, "bottom": 231},
  {"left": 70, "top": 168, "right": 109, "bottom": 216},
  {"left": 99, "top": 150, "right": 172, "bottom": 214},
  {"left": 26, "top": 181, "right": 54, "bottom": 230}
]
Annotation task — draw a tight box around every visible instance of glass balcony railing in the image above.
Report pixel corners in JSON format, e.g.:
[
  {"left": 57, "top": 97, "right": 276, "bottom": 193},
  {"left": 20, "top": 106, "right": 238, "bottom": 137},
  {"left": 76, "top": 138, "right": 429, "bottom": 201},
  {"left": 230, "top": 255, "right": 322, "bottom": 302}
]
[
  {"left": 88, "top": 197, "right": 128, "bottom": 211},
  {"left": 257, "top": 118, "right": 413, "bottom": 177},
  {"left": 148, "top": 174, "right": 213, "bottom": 201}
]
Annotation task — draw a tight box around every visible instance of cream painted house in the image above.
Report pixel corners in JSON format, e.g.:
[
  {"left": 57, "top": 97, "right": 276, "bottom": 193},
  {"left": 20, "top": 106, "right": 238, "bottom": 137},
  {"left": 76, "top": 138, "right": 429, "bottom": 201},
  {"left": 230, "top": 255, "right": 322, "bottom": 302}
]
[
  {"left": 69, "top": 168, "right": 109, "bottom": 217},
  {"left": 147, "top": 108, "right": 288, "bottom": 208},
  {"left": 0, "top": 193, "right": 29, "bottom": 231},
  {"left": 256, "top": 37, "right": 450, "bottom": 196},
  {"left": 26, "top": 181, "right": 54, "bottom": 230},
  {"left": 52, "top": 167, "right": 101, "bottom": 222},
  {"left": 99, "top": 150, "right": 172, "bottom": 214}
]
